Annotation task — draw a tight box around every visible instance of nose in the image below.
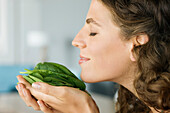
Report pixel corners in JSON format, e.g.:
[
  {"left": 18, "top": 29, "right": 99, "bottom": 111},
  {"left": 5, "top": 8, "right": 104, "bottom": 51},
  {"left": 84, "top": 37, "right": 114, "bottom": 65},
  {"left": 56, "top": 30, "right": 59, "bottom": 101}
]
[{"left": 72, "top": 28, "right": 86, "bottom": 49}]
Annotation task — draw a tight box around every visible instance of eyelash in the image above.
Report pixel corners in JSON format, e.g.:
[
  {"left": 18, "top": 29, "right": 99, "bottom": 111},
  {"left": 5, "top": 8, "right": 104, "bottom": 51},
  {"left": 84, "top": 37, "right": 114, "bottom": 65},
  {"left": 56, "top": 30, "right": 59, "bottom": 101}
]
[{"left": 89, "top": 32, "right": 97, "bottom": 36}]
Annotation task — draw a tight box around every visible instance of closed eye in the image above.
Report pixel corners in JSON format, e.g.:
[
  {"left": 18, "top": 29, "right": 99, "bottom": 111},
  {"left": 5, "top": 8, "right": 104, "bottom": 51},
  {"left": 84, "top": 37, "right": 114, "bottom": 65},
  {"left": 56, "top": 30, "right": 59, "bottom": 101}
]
[{"left": 89, "top": 33, "right": 97, "bottom": 36}]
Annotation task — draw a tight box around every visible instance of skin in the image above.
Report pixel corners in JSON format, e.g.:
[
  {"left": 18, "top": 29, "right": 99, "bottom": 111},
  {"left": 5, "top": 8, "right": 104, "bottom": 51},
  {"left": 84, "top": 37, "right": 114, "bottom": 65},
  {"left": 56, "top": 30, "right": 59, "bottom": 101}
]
[
  {"left": 72, "top": 0, "right": 136, "bottom": 88},
  {"left": 16, "top": 75, "right": 99, "bottom": 113},
  {"left": 16, "top": 0, "right": 159, "bottom": 113}
]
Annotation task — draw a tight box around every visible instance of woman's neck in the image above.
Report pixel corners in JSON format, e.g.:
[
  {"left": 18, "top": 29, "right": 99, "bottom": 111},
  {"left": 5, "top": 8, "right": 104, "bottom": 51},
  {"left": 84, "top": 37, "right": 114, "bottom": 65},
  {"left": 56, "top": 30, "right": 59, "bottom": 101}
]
[
  {"left": 115, "top": 70, "right": 162, "bottom": 113},
  {"left": 115, "top": 64, "right": 139, "bottom": 97},
  {"left": 113, "top": 65, "right": 155, "bottom": 112}
]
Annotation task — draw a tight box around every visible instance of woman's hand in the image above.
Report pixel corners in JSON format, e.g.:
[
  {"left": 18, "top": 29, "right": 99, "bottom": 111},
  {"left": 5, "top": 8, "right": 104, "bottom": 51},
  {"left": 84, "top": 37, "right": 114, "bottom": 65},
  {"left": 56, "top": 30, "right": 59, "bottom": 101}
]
[{"left": 16, "top": 75, "right": 99, "bottom": 113}]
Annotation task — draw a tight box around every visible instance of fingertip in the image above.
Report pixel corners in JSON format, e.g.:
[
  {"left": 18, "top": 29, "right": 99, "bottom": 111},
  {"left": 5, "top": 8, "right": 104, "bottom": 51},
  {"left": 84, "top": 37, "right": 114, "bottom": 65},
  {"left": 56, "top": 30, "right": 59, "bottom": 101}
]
[
  {"left": 32, "top": 82, "right": 41, "bottom": 90},
  {"left": 37, "top": 100, "right": 52, "bottom": 112},
  {"left": 17, "top": 76, "right": 32, "bottom": 88},
  {"left": 17, "top": 75, "right": 23, "bottom": 79},
  {"left": 33, "top": 82, "right": 51, "bottom": 88},
  {"left": 37, "top": 100, "right": 42, "bottom": 107},
  {"left": 18, "top": 83, "right": 25, "bottom": 87},
  {"left": 15, "top": 85, "right": 18, "bottom": 91},
  {"left": 17, "top": 75, "right": 24, "bottom": 82},
  {"left": 35, "top": 82, "right": 48, "bottom": 85}
]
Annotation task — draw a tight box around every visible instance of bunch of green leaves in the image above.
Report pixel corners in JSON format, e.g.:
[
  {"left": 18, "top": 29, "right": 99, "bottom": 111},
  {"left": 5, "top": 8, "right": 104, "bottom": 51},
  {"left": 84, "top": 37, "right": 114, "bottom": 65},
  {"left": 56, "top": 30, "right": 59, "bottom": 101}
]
[{"left": 19, "top": 62, "right": 88, "bottom": 94}]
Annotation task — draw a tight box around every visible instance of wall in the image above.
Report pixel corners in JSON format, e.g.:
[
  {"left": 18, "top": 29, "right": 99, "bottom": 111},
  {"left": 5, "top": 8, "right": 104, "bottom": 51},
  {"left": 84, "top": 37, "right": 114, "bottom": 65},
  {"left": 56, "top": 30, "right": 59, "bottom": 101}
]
[
  {"left": 41, "top": 0, "right": 91, "bottom": 73},
  {"left": 0, "top": 0, "right": 91, "bottom": 75}
]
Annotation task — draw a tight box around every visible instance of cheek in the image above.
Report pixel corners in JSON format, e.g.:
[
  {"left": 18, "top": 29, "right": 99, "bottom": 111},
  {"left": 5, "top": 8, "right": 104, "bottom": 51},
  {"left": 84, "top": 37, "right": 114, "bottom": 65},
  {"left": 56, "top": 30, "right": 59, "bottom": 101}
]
[{"left": 81, "top": 38, "right": 131, "bottom": 83}]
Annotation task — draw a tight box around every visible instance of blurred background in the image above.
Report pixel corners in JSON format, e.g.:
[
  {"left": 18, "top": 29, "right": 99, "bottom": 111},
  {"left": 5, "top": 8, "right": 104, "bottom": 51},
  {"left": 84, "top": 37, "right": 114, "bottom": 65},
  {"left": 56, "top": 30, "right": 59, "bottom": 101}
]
[{"left": 0, "top": 0, "right": 118, "bottom": 113}]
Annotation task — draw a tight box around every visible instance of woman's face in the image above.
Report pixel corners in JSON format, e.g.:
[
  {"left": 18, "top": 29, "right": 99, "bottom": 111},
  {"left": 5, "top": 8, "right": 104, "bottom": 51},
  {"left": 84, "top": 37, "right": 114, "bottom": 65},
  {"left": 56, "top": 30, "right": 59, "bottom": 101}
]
[{"left": 72, "top": 0, "right": 134, "bottom": 83}]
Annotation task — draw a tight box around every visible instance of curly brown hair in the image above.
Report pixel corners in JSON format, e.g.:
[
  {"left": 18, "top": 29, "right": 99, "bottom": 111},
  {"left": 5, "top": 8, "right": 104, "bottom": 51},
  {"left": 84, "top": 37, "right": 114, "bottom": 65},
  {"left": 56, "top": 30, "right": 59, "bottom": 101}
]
[{"left": 99, "top": 0, "right": 170, "bottom": 112}]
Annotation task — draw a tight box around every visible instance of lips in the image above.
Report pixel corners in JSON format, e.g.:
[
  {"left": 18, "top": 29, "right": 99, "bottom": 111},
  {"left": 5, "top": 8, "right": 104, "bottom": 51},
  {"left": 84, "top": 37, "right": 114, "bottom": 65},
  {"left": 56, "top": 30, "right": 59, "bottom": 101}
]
[{"left": 79, "top": 55, "right": 90, "bottom": 64}]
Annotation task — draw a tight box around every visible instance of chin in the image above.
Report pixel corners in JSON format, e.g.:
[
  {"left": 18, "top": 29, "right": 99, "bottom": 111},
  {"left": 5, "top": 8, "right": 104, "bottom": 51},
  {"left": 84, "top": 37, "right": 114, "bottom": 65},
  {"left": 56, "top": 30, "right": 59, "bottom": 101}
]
[
  {"left": 80, "top": 72, "right": 104, "bottom": 83},
  {"left": 80, "top": 73, "right": 96, "bottom": 83},
  {"left": 81, "top": 76, "right": 94, "bottom": 83}
]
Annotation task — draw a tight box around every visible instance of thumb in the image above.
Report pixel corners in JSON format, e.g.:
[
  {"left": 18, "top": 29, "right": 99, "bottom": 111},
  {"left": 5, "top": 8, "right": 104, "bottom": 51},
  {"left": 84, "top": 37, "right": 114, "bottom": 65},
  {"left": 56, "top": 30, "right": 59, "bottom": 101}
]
[{"left": 32, "top": 82, "right": 62, "bottom": 97}]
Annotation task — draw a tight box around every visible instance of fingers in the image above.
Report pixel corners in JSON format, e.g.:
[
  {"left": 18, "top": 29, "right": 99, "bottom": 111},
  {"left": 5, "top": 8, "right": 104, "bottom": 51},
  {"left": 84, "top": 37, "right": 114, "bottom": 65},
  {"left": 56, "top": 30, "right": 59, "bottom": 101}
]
[
  {"left": 16, "top": 83, "right": 40, "bottom": 111},
  {"left": 37, "top": 100, "right": 53, "bottom": 113},
  {"left": 32, "top": 82, "right": 56, "bottom": 96},
  {"left": 17, "top": 75, "right": 31, "bottom": 89},
  {"left": 37, "top": 100, "right": 63, "bottom": 113},
  {"left": 16, "top": 76, "right": 62, "bottom": 112},
  {"left": 30, "top": 86, "right": 62, "bottom": 106},
  {"left": 32, "top": 82, "right": 71, "bottom": 98}
]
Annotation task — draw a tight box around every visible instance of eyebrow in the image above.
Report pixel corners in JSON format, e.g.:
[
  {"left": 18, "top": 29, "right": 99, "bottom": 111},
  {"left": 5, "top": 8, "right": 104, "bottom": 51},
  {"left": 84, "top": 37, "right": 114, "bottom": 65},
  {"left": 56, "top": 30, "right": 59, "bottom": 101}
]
[{"left": 86, "top": 18, "right": 101, "bottom": 27}]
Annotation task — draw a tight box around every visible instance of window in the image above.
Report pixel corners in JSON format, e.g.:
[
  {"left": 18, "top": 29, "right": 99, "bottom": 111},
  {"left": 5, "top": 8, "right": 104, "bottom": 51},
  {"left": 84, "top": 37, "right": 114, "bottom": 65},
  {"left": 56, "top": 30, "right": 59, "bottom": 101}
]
[{"left": 0, "top": 0, "right": 8, "bottom": 56}]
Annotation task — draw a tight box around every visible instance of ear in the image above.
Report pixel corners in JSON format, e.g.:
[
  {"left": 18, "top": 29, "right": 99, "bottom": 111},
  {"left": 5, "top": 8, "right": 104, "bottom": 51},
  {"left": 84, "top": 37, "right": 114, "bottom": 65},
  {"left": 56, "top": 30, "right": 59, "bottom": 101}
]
[
  {"left": 129, "top": 34, "right": 149, "bottom": 61},
  {"left": 135, "top": 34, "right": 149, "bottom": 46}
]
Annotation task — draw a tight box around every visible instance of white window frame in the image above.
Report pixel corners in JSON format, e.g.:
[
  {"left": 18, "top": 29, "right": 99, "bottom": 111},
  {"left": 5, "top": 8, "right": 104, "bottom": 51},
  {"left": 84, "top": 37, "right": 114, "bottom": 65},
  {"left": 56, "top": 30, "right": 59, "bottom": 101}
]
[
  {"left": 0, "top": 0, "right": 8, "bottom": 56},
  {"left": 0, "top": 0, "right": 15, "bottom": 64}
]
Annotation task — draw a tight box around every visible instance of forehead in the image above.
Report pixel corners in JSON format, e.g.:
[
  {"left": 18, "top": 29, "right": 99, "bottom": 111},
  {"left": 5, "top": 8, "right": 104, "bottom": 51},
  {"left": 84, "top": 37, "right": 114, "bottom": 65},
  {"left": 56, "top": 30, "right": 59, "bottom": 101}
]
[{"left": 86, "top": 0, "right": 113, "bottom": 26}]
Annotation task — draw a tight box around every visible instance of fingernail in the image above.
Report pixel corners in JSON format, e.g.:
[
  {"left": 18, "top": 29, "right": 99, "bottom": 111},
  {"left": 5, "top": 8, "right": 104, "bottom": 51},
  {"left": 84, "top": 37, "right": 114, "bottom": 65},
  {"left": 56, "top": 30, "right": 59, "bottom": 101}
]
[
  {"left": 18, "top": 84, "right": 22, "bottom": 91},
  {"left": 37, "top": 101, "right": 42, "bottom": 107},
  {"left": 32, "top": 83, "right": 41, "bottom": 89},
  {"left": 17, "top": 76, "right": 21, "bottom": 81},
  {"left": 23, "top": 89, "right": 27, "bottom": 96}
]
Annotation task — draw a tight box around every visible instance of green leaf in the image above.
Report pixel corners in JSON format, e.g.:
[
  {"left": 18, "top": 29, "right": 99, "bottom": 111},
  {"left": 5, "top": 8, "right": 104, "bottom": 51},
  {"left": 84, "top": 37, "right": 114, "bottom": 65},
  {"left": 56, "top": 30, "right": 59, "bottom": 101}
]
[
  {"left": 20, "top": 69, "right": 34, "bottom": 74},
  {"left": 45, "top": 62, "right": 78, "bottom": 79},
  {"left": 34, "top": 62, "right": 64, "bottom": 74},
  {"left": 29, "top": 75, "right": 44, "bottom": 82},
  {"left": 23, "top": 75, "right": 35, "bottom": 84},
  {"left": 30, "top": 72, "right": 43, "bottom": 80},
  {"left": 50, "top": 72, "right": 86, "bottom": 91},
  {"left": 19, "top": 62, "right": 89, "bottom": 95},
  {"left": 43, "top": 76, "right": 73, "bottom": 87}
]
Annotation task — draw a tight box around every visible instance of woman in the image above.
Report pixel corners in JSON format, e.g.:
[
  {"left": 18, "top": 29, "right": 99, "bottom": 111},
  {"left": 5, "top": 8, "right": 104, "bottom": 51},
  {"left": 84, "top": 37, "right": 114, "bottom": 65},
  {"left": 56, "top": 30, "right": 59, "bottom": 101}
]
[{"left": 16, "top": 0, "right": 170, "bottom": 113}]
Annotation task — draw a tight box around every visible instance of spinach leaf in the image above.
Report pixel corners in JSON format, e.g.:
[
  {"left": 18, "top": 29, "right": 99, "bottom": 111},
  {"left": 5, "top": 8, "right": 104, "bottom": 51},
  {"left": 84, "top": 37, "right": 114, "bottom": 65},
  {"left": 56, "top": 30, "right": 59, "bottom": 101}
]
[{"left": 19, "top": 62, "right": 88, "bottom": 94}]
